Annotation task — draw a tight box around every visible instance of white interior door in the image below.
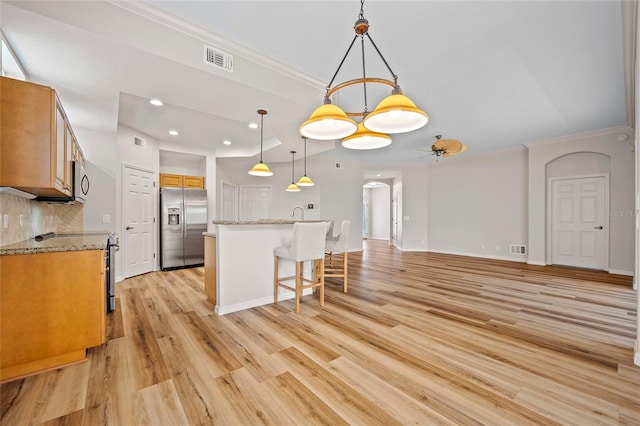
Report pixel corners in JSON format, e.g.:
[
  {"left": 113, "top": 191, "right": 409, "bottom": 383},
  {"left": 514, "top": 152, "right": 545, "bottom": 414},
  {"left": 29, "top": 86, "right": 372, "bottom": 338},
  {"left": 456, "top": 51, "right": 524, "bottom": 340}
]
[
  {"left": 551, "top": 176, "right": 608, "bottom": 270},
  {"left": 239, "top": 186, "right": 271, "bottom": 220},
  {"left": 123, "top": 165, "right": 154, "bottom": 278},
  {"left": 222, "top": 182, "right": 238, "bottom": 221}
]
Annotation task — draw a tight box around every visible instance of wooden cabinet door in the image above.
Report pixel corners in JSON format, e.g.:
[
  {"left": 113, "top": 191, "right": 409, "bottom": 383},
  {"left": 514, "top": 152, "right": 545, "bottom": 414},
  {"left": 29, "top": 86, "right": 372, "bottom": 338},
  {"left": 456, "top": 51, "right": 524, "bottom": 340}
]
[
  {"left": 0, "top": 250, "right": 106, "bottom": 382},
  {"left": 184, "top": 175, "right": 205, "bottom": 189},
  {"left": 55, "top": 102, "right": 66, "bottom": 192},
  {"left": 65, "top": 124, "right": 73, "bottom": 191},
  {"left": 159, "top": 173, "right": 183, "bottom": 188}
]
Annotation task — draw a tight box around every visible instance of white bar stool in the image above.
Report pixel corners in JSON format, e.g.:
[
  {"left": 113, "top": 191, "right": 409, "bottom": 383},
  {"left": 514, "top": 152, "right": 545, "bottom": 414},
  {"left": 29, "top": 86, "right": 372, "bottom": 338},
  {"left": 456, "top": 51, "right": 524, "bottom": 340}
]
[
  {"left": 274, "top": 222, "right": 328, "bottom": 313},
  {"left": 325, "top": 220, "right": 350, "bottom": 293}
]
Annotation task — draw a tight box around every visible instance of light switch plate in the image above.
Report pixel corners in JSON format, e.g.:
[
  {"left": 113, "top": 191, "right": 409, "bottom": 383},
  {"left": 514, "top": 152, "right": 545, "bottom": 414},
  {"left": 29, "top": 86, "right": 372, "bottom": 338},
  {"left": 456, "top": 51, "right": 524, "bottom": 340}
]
[{"left": 102, "top": 214, "right": 111, "bottom": 223}]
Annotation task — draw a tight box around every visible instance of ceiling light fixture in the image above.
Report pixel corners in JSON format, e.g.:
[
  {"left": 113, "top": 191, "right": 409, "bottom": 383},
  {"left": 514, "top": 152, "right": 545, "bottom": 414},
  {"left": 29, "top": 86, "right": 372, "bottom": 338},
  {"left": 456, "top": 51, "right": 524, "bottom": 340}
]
[
  {"left": 149, "top": 99, "right": 163, "bottom": 106},
  {"left": 248, "top": 109, "right": 273, "bottom": 176},
  {"left": 286, "top": 151, "right": 301, "bottom": 192},
  {"left": 169, "top": 130, "right": 179, "bottom": 136},
  {"left": 299, "top": 0, "right": 428, "bottom": 148},
  {"left": 296, "top": 137, "right": 315, "bottom": 186},
  {"left": 223, "top": 140, "right": 232, "bottom": 145},
  {"left": 248, "top": 122, "right": 258, "bottom": 129}
]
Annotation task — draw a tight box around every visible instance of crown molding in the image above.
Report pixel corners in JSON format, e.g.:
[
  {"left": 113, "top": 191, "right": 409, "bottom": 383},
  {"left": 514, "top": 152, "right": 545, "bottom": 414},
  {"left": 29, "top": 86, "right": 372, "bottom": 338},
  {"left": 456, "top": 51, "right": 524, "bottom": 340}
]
[
  {"left": 107, "top": 0, "right": 326, "bottom": 91},
  {"left": 523, "top": 125, "right": 634, "bottom": 149}
]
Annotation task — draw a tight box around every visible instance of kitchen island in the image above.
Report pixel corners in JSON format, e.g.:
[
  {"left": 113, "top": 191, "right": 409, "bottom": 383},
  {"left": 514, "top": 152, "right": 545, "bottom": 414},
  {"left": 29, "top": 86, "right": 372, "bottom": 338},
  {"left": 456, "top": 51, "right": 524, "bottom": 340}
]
[{"left": 206, "top": 219, "right": 327, "bottom": 315}]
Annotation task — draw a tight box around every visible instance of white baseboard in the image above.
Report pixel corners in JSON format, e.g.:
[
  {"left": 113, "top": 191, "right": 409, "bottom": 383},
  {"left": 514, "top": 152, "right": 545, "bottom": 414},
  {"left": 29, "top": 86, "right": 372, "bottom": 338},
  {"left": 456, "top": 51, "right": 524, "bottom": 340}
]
[
  {"left": 116, "top": 275, "right": 124, "bottom": 283},
  {"left": 215, "top": 289, "right": 313, "bottom": 315},
  {"left": 428, "top": 249, "right": 527, "bottom": 263},
  {"left": 608, "top": 269, "right": 634, "bottom": 276},
  {"left": 527, "top": 260, "right": 547, "bottom": 266}
]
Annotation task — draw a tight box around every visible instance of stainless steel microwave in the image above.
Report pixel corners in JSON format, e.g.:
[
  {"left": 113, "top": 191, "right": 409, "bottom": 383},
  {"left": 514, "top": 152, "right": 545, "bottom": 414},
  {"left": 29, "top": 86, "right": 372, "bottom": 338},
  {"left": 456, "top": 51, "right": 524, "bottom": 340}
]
[{"left": 35, "top": 161, "right": 89, "bottom": 204}]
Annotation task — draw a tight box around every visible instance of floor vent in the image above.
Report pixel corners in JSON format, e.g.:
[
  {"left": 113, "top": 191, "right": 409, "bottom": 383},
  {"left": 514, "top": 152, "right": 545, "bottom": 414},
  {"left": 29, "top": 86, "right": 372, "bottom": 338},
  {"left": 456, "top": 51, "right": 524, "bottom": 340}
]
[
  {"left": 510, "top": 244, "right": 526, "bottom": 255},
  {"left": 204, "top": 44, "right": 233, "bottom": 73}
]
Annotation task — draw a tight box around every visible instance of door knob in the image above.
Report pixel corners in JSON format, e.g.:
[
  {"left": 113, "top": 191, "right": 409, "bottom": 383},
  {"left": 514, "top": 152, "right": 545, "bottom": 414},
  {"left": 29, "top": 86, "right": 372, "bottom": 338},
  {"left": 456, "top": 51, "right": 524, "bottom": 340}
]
[
  {"left": 126, "top": 226, "right": 134, "bottom": 230},
  {"left": 594, "top": 226, "right": 603, "bottom": 229}
]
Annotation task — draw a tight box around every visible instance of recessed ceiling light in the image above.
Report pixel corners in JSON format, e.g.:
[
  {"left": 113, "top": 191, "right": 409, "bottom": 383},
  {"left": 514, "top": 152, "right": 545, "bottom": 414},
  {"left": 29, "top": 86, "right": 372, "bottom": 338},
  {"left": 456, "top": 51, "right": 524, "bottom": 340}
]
[
  {"left": 169, "top": 130, "right": 179, "bottom": 136},
  {"left": 223, "top": 140, "right": 232, "bottom": 145},
  {"left": 149, "top": 99, "right": 163, "bottom": 106},
  {"left": 248, "top": 122, "right": 258, "bottom": 129},
  {"left": 376, "top": 174, "right": 381, "bottom": 177}
]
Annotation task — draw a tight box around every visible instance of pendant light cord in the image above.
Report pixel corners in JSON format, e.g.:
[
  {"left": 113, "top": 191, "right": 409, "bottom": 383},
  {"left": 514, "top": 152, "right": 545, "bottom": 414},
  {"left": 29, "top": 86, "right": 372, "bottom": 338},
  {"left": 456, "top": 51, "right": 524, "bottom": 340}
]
[
  {"left": 303, "top": 137, "right": 308, "bottom": 175},
  {"left": 259, "top": 113, "right": 264, "bottom": 162}
]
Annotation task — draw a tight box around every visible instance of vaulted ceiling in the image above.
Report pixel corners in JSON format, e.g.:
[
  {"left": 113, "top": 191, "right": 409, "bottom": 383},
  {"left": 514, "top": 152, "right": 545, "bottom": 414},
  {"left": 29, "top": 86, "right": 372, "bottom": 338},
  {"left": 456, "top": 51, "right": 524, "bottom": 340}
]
[{"left": 1, "top": 1, "right": 634, "bottom": 172}]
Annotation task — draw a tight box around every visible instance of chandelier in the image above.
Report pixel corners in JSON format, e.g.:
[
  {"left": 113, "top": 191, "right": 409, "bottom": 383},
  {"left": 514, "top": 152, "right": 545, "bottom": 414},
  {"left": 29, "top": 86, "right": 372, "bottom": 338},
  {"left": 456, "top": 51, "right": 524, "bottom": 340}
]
[{"left": 299, "top": 0, "right": 429, "bottom": 149}]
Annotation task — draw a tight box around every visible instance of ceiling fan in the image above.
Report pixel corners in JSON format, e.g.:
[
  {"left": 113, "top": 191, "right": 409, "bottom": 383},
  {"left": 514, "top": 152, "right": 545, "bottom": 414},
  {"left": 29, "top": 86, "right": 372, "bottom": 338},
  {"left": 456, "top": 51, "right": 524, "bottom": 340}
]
[{"left": 430, "top": 135, "right": 468, "bottom": 158}]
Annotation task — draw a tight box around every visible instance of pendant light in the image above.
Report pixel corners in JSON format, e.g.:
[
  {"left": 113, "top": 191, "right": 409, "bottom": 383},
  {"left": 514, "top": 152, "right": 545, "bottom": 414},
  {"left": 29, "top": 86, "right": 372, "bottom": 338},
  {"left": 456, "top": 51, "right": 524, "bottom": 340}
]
[
  {"left": 299, "top": 0, "right": 428, "bottom": 146},
  {"left": 341, "top": 122, "right": 391, "bottom": 150},
  {"left": 248, "top": 109, "right": 273, "bottom": 176},
  {"left": 296, "top": 137, "right": 315, "bottom": 186},
  {"left": 286, "top": 151, "right": 301, "bottom": 192}
]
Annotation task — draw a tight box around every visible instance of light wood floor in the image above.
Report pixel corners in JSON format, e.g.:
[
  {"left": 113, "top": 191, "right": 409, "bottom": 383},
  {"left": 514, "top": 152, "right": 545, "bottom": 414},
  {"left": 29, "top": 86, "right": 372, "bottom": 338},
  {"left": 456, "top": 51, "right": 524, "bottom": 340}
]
[{"left": 2, "top": 240, "right": 639, "bottom": 425}]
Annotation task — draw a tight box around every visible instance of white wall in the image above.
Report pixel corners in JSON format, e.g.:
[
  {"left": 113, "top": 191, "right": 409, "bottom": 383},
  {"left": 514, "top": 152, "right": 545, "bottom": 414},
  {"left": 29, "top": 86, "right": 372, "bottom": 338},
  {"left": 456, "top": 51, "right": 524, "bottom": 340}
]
[
  {"left": 400, "top": 166, "right": 429, "bottom": 251},
  {"left": 428, "top": 147, "right": 528, "bottom": 261},
  {"left": 216, "top": 154, "right": 363, "bottom": 251},
  {"left": 369, "top": 185, "right": 390, "bottom": 240},
  {"left": 527, "top": 127, "right": 635, "bottom": 274},
  {"left": 83, "top": 160, "right": 116, "bottom": 233},
  {"left": 74, "top": 126, "right": 118, "bottom": 177}
]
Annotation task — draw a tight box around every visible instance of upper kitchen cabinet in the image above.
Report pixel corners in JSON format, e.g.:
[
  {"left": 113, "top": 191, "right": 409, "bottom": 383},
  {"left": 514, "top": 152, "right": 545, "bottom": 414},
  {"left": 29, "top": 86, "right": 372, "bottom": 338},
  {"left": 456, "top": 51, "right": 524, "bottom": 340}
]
[
  {"left": 160, "top": 173, "right": 205, "bottom": 189},
  {"left": 0, "top": 76, "right": 82, "bottom": 197}
]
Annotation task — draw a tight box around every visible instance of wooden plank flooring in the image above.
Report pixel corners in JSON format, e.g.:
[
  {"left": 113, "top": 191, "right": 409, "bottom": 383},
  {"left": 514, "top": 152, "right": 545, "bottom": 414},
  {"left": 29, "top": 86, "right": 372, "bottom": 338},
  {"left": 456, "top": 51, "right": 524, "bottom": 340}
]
[{"left": 1, "top": 240, "right": 638, "bottom": 425}]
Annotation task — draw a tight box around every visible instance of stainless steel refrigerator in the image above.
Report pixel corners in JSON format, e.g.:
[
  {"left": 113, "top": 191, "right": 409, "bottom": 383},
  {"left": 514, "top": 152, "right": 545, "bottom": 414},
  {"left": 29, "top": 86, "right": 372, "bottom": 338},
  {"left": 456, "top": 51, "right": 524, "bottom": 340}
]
[{"left": 160, "top": 187, "right": 207, "bottom": 270}]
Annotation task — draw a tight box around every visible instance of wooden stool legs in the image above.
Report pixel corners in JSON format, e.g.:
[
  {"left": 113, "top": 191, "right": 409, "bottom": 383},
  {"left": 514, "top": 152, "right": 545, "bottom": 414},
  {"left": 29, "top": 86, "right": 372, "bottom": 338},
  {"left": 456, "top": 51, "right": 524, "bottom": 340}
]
[
  {"left": 274, "top": 257, "right": 325, "bottom": 313},
  {"left": 325, "top": 251, "right": 348, "bottom": 293}
]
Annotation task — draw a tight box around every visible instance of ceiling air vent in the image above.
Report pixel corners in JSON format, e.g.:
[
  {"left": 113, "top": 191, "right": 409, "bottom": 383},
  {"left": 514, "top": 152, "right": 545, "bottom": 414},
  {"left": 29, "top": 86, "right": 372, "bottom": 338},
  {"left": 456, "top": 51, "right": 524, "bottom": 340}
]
[
  {"left": 133, "top": 136, "right": 146, "bottom": 149},
  {"left": 204, "top": 44, "right": 233, "bottom": 73}
]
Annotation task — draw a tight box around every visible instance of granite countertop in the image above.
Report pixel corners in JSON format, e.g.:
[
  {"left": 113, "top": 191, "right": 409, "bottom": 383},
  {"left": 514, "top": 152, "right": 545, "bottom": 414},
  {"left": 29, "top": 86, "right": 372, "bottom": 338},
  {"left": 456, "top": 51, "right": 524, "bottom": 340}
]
[
  {"left": 0, "top": 231, "right": 110, "bottom": 256},
  {"left": 212, "top": 219, "right": 327, "bottom": 225}
]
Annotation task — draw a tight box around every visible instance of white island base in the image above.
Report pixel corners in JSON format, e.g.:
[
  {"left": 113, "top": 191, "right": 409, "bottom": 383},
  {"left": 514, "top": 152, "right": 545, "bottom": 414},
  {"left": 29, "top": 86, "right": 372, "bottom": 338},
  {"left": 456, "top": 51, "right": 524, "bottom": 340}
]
[{"left": 210, "top": 220, "right": 325, "bottom": 315}]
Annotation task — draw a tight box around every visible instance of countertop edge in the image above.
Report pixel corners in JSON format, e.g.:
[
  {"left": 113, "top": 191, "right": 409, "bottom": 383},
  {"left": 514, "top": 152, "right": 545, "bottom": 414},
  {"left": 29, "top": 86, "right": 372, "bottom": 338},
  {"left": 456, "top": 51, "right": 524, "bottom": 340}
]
[{"left": 212, "top": 219, "right": 327, "bottom": 225}]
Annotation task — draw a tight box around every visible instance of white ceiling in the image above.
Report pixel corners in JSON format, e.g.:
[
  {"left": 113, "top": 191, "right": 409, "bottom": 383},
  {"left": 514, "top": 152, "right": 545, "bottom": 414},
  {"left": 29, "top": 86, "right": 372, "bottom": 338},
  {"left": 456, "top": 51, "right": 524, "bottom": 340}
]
[{"left": 0, "top": 1, "right": 633, "bottom": 176}]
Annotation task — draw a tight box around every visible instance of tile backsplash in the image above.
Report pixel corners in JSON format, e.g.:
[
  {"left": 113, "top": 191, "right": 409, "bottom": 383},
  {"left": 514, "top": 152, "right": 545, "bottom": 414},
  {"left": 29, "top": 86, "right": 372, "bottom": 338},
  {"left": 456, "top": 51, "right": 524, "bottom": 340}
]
[{"left": 0, "top": 193, "right": 84, "bottom": 246}]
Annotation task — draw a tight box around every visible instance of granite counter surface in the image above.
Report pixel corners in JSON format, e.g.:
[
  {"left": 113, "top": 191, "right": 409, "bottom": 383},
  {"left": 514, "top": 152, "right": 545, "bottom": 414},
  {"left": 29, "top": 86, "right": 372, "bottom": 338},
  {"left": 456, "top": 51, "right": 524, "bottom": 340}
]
[{"left": 0, "top": 232, "right": 110, "bottom": 255}]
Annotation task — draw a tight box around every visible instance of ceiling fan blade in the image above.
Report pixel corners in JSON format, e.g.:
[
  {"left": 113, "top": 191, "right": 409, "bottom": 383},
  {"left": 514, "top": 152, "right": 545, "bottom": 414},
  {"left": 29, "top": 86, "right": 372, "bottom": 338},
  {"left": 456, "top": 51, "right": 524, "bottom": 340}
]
[
  {"left": 441, "top": 139, "right": 463, "bottom": 153},
  {"left": 413, "top": 146, "right": 433, "bottom": 152},
  {"left": 442, "top": 143, "right": 468, "bottom": 158}
]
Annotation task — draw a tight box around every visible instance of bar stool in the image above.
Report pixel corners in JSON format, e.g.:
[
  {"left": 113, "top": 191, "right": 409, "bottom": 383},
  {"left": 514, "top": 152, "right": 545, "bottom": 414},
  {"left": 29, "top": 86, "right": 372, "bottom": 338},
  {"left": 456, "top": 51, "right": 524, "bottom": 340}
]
[
  {"left": 274, "top": 222, "right": 328, "bottom": 313},
  {"left": 325, "top": 220, "right": 350, "bottom": 293}
]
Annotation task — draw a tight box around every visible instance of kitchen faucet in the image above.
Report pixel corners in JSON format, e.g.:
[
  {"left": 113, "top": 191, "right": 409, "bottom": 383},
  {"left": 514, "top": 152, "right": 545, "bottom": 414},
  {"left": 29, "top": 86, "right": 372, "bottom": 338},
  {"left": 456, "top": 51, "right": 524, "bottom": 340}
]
[{"left": 291, "top": 206, "right": 304, "bottom": 220}]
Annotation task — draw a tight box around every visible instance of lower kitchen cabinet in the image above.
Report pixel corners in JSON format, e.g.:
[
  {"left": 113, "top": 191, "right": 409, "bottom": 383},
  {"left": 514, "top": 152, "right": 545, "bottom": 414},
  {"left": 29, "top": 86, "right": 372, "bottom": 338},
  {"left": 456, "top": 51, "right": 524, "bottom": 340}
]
[{"left": 0, "top": 249, "right": 105, "bottom": 382}]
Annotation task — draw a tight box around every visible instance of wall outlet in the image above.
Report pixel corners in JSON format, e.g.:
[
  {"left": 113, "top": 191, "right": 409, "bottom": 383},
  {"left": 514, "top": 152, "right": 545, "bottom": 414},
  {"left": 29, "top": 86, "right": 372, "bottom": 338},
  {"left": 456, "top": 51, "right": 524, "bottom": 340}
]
[
  {"left": 495, "top": 245, "right": 500, "bottom": 251},
  {"left": 481, "top": 244, "right": 486, "bottom": 250},
  {"left": 19, "top": 215, "right": 24, "bottom": 226},
  {"left": 403, "top": 216, "right": 410, "bottom": 221},
  {"left": 306, "top": 203, "right": 315, "bottom": 210},
  {"left": 102, "top": 214, "right": 111, "bottom": 224},
  {"left": 3, "top": 214, "right": 8, "bottom": 228}
]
